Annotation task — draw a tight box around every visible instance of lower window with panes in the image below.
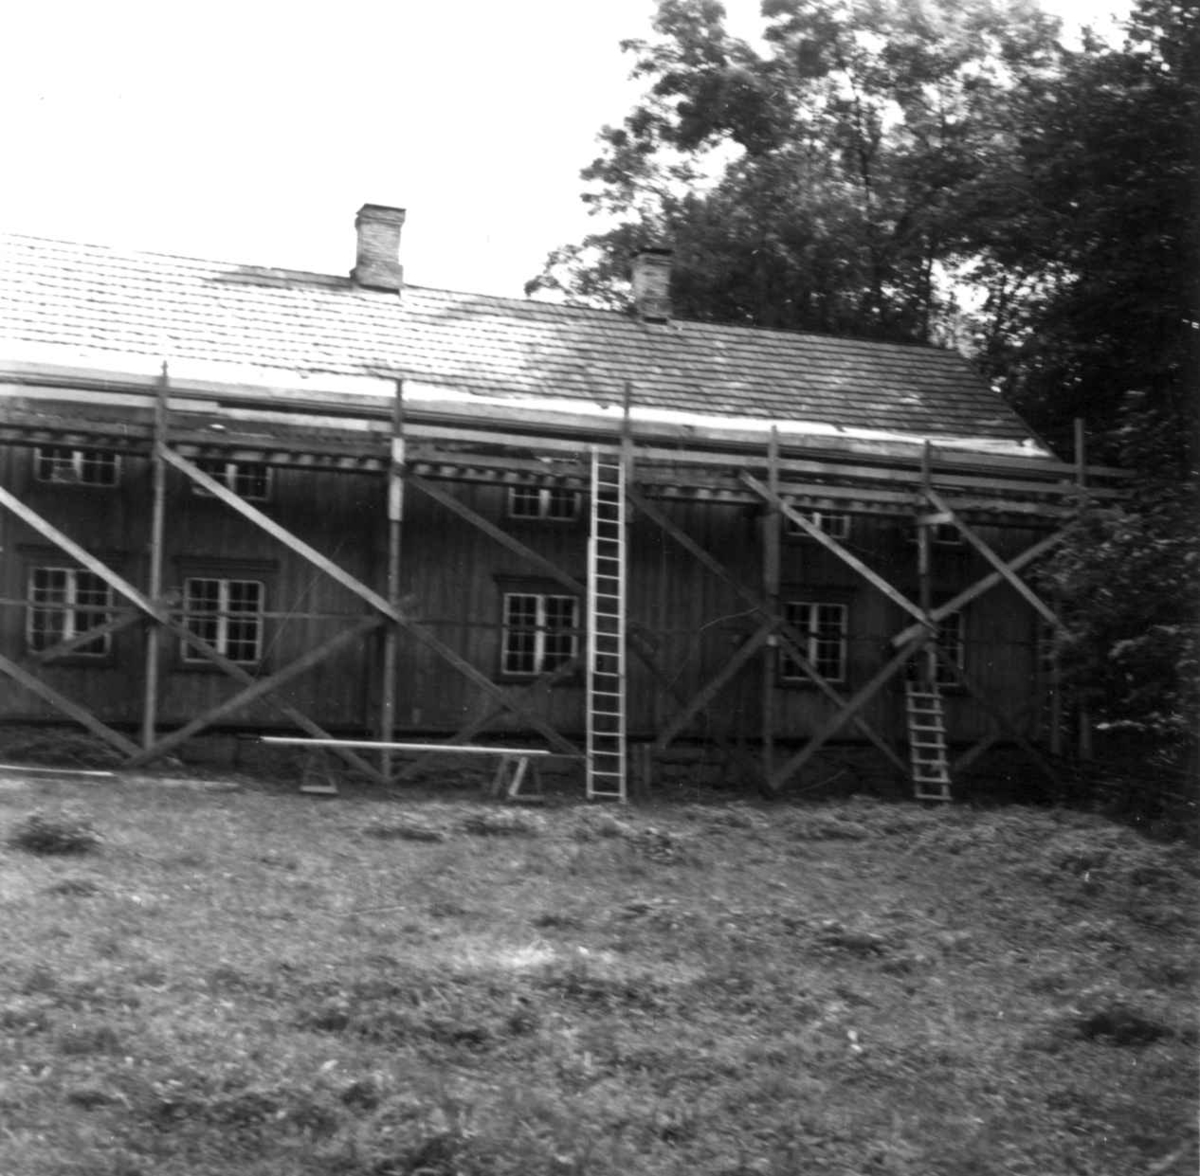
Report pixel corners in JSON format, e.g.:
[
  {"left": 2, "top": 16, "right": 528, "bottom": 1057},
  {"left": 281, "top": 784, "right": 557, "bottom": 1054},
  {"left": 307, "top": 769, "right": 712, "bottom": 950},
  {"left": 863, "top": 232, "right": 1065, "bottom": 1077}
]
[
  {"left": 780, "top": 600, "right": 849, "bottom": 684},
  {"left": 26, "top": 566, "right": 116, "bottom": 658},
  {"left": 500, "top": 591, "right": 579, "bottom": 678},
  {"left": 179, "top": 577, "right": 266, "bottom": 666}
]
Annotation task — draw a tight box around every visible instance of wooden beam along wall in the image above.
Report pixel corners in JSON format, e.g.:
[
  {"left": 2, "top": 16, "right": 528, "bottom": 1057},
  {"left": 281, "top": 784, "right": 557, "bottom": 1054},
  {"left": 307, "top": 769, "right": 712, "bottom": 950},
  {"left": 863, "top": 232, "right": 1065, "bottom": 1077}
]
[{"left": 1, "top": 392, "right": 1128, "bottom": 497}]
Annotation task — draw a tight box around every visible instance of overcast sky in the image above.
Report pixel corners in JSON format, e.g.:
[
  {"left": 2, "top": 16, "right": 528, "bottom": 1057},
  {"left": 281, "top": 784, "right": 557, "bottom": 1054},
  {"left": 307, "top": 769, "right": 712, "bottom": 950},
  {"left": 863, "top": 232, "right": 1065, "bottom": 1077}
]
[{"left": 2, "top": 0, "right": 1130, "bottom": 299}]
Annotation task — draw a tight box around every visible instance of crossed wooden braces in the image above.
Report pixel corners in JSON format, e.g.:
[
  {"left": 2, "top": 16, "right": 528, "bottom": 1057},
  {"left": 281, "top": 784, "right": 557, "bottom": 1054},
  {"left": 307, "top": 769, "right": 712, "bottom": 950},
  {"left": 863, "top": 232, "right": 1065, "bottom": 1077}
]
[
  {"left": 0, "top": 371, "right": 1081, "bottom": 796},
  {"left": 0, "top": 377, "right": 586, "bottom": 781}
]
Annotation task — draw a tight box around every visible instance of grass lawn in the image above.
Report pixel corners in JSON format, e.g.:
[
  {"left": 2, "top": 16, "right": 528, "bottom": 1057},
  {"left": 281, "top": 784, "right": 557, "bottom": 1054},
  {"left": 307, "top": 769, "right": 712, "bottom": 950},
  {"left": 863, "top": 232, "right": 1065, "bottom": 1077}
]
[{"left": 0, "top": 769, "right": 1195, "bottom": 1175}]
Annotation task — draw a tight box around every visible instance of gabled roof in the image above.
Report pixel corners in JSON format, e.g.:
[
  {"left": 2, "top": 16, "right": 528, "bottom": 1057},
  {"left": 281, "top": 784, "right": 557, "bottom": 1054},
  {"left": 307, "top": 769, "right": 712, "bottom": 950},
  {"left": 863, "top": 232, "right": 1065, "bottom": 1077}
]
[{"left": 0, "top": 232, "right": 1035, "bottom": 445}]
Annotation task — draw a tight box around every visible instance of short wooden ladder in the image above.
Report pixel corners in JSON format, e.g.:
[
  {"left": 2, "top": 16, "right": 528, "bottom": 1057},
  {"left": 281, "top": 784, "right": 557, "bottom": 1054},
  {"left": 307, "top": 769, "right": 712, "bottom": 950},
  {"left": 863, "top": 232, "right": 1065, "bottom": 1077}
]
[{"left": 905, "top": 681, "right": 952, "bottom": 801}]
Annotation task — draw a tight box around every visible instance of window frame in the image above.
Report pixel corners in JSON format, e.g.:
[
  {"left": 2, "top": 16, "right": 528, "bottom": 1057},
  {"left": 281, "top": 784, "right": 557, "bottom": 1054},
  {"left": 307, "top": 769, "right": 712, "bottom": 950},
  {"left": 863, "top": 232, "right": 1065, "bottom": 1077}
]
[
  {"left": 33, "top": 446, "right": 121, "bottom": 488},
  {"left": 179, "top": 576, "right": 267, "bottom": 667},
  {"left": 191, "top": 458, "right": 273, "bottom": 503},
  {"left": 506, "top": 484, "right": 580, "bottom": 522},
  {"left": 25, "top": 565, "right": 116, "bottom": 658},
  {"left": 784, "top": 507, "right": 851, "bottom": 542},
  {"left": 499, "top": 590, "right": 580, "bottom": 678},
  {"left": 779, "top": 599, "right": 850, "bottom": 685}
]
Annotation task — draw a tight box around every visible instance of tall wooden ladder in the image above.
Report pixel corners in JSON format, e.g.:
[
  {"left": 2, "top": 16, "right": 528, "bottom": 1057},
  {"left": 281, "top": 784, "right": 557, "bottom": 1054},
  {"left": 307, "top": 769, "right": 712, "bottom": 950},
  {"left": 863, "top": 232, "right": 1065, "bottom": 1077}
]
[
  {"left": 586, "top": 449, "right": 627, "bottom": 801},
  {"left": 905, "top": 680, "right": 952, "bottom": 801}
]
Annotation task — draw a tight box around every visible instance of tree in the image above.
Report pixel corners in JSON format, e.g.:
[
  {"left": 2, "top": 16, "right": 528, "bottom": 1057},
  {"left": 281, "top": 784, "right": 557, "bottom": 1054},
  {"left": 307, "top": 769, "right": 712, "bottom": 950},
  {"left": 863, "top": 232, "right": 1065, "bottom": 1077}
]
[
  {"left": 993, "top": 0, "right": 1200, "bottom": 780},
  {"left": 528, "top": 0, "right": 1061, "bottom": 345},
  {"left": 968, "top": 0, "right": 1200, "bottom": 466}
]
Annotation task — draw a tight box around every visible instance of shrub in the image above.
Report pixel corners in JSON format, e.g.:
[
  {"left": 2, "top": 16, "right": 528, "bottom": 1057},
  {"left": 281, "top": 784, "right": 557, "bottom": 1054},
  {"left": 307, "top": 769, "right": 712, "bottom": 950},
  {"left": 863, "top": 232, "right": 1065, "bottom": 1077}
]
[{"left": 9, "top": 809, "right": 101, "bottom": 855}]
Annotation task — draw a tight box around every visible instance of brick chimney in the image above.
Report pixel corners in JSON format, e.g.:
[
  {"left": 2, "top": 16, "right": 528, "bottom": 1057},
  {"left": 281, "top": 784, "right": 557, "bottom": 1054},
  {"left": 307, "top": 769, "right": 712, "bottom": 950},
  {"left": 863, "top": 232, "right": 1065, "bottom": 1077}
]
[
  {"left": 631, "top": 248, "right": 672, "bottom": 323},
  {"left": 352, "top": 204, "right": 406, "bottom": 292}
]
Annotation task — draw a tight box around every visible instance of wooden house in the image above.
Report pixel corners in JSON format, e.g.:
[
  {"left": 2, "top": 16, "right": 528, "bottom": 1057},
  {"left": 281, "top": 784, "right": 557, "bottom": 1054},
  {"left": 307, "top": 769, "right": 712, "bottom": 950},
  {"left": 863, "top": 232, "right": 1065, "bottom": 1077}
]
[{"left": 0, "top": 206, "right": 1126, "bottom": 797}]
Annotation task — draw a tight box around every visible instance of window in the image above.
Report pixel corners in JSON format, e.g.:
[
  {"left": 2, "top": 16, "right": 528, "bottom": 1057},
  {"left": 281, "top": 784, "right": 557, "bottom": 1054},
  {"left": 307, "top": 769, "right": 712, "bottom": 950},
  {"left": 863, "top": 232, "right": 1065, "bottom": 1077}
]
[
  {"left": 34, "top": 447, "right": 120, "bottom": 487},
  {"left": 193, "top": 459, "right": 271, "bottom": 502},
  {"left": 181, "top": 578, "right": 265, "bottom": 664},
  {"left": 26, "top": 567, "right": 114, "bottom": 656},
  {"left": 907, "top": 520, "right": 964, "bottom": 546},
  {"left": 780, "top": 601, "right": 848, "bottom": 683},
  {"left": 508, "top": 485, "right": 579, "bottom": 521},
  {"left": 501, "top": 592, "right": 579, "bottom": 676},
  {"left": 786, "top": 508, "right": 850, "bottom": 541}
]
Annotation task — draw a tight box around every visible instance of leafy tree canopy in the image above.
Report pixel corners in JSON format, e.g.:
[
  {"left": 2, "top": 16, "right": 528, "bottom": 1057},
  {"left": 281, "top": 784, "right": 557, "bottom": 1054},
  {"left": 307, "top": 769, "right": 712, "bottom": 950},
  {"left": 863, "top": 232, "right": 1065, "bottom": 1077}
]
[
  {"left": 527, "top": 0, "right": 1062, "bottom": 344},
  {"left": 971, "top": 0, "right": 1200, "bottom": 466}
]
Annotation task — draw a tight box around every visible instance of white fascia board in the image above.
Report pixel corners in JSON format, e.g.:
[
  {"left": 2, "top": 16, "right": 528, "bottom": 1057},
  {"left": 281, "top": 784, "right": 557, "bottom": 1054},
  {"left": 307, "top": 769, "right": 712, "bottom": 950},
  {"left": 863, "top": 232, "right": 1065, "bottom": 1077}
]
[
  {"left": 0, "top": 344, "right": 1049, "bottom": 459},
  {"left": 400, "top": 380, "right": 1051, "bottom": 459}
]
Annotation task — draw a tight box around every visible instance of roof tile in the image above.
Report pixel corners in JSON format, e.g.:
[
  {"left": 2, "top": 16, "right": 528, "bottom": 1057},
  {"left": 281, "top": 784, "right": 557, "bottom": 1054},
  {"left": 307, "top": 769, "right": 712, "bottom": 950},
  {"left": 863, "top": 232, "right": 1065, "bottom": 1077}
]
[{"left": 0, "top": 233, "right": 1032, "bottom": 442}]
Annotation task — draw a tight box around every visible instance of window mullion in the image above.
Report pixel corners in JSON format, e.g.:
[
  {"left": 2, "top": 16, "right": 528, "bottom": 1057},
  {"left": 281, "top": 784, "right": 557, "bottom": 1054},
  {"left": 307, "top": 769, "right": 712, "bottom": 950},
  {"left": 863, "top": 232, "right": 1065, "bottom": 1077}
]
[
  {"left": 534, "top": 596, "right": 547, "bottom": 671},
  {"left": 217, "top": 580, "right": 230, "bottom": 655},
  {"left": 64, "top": 570, "right": 79, "bottom": 641}
]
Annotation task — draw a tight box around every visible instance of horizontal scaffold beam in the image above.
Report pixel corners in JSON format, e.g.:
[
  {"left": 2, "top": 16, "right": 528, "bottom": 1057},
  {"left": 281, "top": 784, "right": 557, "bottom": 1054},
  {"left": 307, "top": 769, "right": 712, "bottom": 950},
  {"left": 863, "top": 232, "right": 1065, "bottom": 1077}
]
[{"left": 0, "top": 379, "right": 1129, "bottom": 512}]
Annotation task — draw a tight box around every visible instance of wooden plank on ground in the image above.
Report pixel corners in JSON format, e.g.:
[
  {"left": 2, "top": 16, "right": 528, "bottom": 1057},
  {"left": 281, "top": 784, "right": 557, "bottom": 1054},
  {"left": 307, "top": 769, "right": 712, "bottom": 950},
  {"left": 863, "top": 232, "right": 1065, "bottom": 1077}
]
[{"left": 263, "top": 738, "right": 555, "bottom": 755}]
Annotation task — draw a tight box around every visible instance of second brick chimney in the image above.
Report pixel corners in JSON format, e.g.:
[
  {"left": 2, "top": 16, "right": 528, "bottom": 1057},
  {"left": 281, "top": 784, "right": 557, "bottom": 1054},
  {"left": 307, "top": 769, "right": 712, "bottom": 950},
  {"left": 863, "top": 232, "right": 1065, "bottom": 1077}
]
[
  {"left": 631, "top": 248, "right": 673, "bottom": 323},
  {"left": 352, "top": 204, "right": 406, "bottom": 292}
]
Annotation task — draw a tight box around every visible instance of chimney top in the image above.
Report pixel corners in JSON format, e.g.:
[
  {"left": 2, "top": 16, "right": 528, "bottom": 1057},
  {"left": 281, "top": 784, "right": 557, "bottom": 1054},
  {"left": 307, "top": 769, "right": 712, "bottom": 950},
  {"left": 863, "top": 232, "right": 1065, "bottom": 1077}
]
[
  {"left": 631, "top": 248, "right": 672, "bottom": 323},
  {"left": 352, "top": 204, "right": 406, "bottom": 293}
]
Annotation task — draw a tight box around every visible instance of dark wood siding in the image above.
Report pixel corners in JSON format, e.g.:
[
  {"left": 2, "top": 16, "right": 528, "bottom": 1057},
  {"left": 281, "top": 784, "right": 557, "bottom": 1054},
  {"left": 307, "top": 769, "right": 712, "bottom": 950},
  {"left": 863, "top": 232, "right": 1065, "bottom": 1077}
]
[{"left": 0, "top": 445, "right": 1046, "bottom": 747}]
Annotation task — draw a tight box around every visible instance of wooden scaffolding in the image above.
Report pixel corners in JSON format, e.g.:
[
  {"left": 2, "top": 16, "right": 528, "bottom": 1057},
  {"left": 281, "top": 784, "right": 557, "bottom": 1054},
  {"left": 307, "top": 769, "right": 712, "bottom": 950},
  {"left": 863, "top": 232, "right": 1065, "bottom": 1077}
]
[{"left": 0, "top": 364, "right": 1127, "bottom": 797}]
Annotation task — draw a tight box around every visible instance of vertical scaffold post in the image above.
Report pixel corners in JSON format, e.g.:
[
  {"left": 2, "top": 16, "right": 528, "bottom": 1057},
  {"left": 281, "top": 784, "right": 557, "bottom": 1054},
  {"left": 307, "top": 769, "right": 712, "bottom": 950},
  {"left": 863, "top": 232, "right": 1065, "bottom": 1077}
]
[
  {"left": 1073, "top": 417, "right": 1092, "bottom": 762},
  {"left": 762, "top": 427, "right": 781, "bottom": 786},
  {"left": 141, "top": 362, "right": 169, "bottom": 750},
  {"left": 380, "top": 379, "right": 405, "bottom": 781}
]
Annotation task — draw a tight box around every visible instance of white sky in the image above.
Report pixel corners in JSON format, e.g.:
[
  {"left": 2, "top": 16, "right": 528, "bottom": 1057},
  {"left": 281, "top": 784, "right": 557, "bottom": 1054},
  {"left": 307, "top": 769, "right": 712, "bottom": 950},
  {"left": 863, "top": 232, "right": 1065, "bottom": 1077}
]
[{"left": 1, "top": 0, "right": 1129, "bottom": 299}]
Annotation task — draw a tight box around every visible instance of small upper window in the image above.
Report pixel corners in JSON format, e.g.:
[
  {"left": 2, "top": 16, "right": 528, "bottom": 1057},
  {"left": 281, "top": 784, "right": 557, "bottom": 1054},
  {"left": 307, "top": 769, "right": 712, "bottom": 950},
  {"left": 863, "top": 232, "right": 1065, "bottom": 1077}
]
[
  {"left": 193, "top": 459, "right": 272, "bottom": 502},
  {"left": 786, "top": 508, "right": 850, "bottom": 541},
  {"left": 908, "top": 520, "right": 964, "bottom": 546},
  {"left": 34, "top": 447, "right": 120, "bottom": 487},
  {"left": 508, "top": 485, "right": 579, "bottom": 521}
]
